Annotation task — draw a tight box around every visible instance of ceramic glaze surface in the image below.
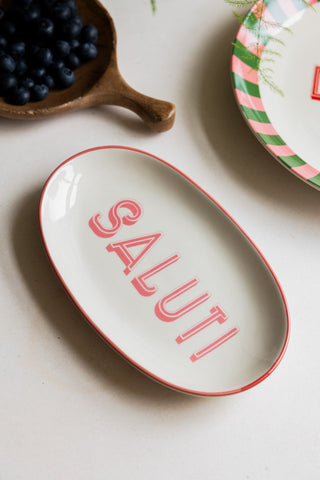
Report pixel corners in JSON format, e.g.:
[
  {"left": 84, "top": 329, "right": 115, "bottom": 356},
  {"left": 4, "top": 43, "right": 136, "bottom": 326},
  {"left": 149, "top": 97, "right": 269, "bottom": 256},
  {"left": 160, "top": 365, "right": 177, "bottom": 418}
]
[
  {"left": 40, "top": 147, "right": 289, "bottom": 395},
  {"left": 232, "top": 0, "right": 320, "bottom": 189}
]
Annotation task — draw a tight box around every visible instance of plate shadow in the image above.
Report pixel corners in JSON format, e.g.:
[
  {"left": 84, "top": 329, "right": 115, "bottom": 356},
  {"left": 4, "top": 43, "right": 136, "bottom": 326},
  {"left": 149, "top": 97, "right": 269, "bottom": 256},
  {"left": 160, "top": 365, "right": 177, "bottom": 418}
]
[
  {"left": 192, "top": 18, "right": 320, "bottom": 214},
  {"left": 10, "top": 188, "right": 211, "bottom": 406}
]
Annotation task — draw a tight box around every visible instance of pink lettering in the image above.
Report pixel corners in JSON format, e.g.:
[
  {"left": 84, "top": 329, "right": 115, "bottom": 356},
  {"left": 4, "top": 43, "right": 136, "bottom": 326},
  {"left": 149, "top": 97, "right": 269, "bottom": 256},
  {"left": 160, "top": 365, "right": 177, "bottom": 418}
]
[
  {"left": 190, "top": 328, "right": 239, "bottom": 362},
  {"left": 312, "top": 66, "right": 320, "bottom": 101},
  {"left": 155, "top": 279, "right": 210, "bottom": 322},
  {"left": 89, "top": 198, "right": 238, "bottom": 363},
  {"left": 131, "top": 254, "right": 180, "bottom": 297},
  {"left": 176, "top": 305, "right": 227, "bottom": 344},
  {"left": 89, "top": 199, "right": 142, "bottom": 238},
  {"left": 106, "top": 233, "right": 162, "bottom": 275}
]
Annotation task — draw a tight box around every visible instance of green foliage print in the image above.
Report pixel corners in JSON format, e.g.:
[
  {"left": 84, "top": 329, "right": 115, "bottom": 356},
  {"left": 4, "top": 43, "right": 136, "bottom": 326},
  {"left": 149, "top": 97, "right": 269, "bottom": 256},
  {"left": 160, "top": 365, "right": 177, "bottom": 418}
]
[{"left": 225, "top": 0, "right": 314, "bottom": 96}]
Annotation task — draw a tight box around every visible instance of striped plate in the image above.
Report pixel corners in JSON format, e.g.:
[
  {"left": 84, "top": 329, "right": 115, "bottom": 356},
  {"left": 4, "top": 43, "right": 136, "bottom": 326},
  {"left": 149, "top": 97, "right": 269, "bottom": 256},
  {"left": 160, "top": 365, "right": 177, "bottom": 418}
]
[{"left": 232, "top": 0, "right": 320, "bottom": 190}]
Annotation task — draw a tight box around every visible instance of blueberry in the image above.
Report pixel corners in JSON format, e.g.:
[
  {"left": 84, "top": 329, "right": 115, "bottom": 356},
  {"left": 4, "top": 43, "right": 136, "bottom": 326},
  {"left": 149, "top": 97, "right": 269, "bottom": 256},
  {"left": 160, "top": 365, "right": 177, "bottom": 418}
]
[
  {"left": 64, "top": 0, "right": 78, "bottom": 15},
  {"left": 43, "top": 74, "right": 55, "bottom": 88},
  {"left": 55, "top": 59, "right": 65, "bottom": 69},
  {"left": 55, "top": 66, "right": 75, "bottom": 88},
  {"left": 78, "top": 42, "right": 97, "bottom": 61},
  {"left": 0, "top": 73, "right": 17, "bottom": 95},
  {"left": 53, "top": 40, "right": 70, "bottom": 58},
  {"left": 0, "top": 36, "right": 7, "bottom": 50},
  {"left": 29, "top": 66, "right": 46, "bottom": 80},
  {"left": 81, "top": 24, "right": 98, "bottom": 44},
  {"left": 61, "top": 19, "right": 82, "bottom": 39},
  {"left": 8, "top": 86, "right": 30, "bottom": 105},
  {"left": 0, "top": 54, "right": 16, "bottom": 73},
  {"left": 20, "top": 77, "right": 34, "bottom": 89},
  {"left": 9, "top": 41, "right": 26, "bottom": 58},
  {"left": 31, "top": 83, "right": 49, "bottom": 101},
  {"left": 35, "top": 18, "right": 54, "bottom": 40},
  {"left": 33, "top": 47, "right": 53, "bottom": 66},
  {"left": 49, "top": 58, "right": 64, "bottom": 73},
  {"left": 69, "top": 38, "right": 80, "bottom": 51},
  {"left": 21, "top": 4, "right": 41, "bottom": 23},
  {"left": 0, "top": 0, "right": 100, "bottom": 106},
  {"left": 73, "top": 15, "right": 82, "bottom": 26},
  {"left": 66, "top": 52, "right": 80, "bottom": 69},
  {"left": 15, "top": 58, "right": 28, "bottom": 76},
  {"left": 52, "top": 3, "right": 72, "bottom": 22},
  {"left": 0, "top": 19, "right": 16, "bottom": 37}
]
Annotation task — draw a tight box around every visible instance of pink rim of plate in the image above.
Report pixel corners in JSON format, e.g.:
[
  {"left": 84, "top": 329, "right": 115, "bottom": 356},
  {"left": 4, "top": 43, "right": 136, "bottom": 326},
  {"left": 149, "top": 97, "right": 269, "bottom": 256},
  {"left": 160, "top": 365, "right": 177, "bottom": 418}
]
[
  {"left": 39, "top": 146, "right": 290, "bottom": 396},
  {"left": 231, "top": 0, "right": 320, "bottom": 190}
]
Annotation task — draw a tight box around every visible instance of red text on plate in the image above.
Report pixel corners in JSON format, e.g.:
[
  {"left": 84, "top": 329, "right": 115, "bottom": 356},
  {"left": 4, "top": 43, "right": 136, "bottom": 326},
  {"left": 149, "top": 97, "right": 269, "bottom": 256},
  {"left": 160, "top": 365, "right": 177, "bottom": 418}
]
[
  {"left": 311, "top": 66, "right": 320, "bottom": 100},
  {"left": 88, "top": 199, "right": 239, "bottom": 362}
]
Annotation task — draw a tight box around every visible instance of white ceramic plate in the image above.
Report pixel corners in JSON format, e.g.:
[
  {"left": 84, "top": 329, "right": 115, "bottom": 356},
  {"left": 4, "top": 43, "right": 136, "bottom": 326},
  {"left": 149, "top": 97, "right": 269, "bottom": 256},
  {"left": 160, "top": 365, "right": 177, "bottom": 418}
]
[
  {"left": 40, "top": 146, "right": 289, "bottom": 396},
  {"left": 232, "top": 0, "right": 320, "bottom": 189}
]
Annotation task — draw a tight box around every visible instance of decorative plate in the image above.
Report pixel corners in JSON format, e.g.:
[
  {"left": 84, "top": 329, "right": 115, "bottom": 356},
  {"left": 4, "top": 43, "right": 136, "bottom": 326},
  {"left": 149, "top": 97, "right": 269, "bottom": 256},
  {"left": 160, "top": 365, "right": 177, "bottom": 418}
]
[
  {"left": 39, "top": 146, "right": 289, "bottom": 396},
  {"left": 232, "top": 0, "right": 320, "bottom": 189}
]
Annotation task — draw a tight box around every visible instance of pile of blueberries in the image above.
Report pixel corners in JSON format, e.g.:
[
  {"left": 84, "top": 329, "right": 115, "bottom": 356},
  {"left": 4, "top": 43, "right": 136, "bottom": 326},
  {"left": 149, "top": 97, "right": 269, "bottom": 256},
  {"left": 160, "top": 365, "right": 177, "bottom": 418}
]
[{"left": 0, "top": 0, "right": 98, "bottom": 105}]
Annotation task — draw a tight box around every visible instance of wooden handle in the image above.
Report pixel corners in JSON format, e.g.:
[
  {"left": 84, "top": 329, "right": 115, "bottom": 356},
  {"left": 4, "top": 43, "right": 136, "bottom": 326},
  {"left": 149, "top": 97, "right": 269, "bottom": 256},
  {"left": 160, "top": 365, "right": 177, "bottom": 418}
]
[
  {"left": 92, "top": 68, "right": 176, "bottom": 132},
  {"left": 117, "top": 80, "right": 176, "bottom": 133}
]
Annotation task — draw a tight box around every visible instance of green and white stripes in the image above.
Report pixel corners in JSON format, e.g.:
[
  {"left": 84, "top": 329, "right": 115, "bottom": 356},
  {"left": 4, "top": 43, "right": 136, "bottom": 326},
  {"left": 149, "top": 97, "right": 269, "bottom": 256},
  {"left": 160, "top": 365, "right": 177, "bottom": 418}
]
[{"left": 232, "top": 0, "right": 320, "bottom": 188}]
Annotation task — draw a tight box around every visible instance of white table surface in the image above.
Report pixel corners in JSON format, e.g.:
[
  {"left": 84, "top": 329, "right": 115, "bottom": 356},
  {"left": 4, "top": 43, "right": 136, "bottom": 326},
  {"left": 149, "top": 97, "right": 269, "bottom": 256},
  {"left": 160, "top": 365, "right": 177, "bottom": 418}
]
[{"left": 1, "top": 1, "right": 320, "bottom": 478}]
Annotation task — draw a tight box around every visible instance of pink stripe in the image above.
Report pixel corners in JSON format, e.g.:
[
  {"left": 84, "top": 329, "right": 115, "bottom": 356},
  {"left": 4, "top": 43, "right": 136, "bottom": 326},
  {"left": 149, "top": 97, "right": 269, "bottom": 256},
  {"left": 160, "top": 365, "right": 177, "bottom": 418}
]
[
  {"left": 252, "top": 0, "right": 266, "bottom": 18},
  {"left": 292, "top": 164, "right": 319, "bottom": 179},
  {"left": 277, "top": 0, "right": 299, "bottom": 18},
  {"left": 190, "top": 328, "right": 239, "bottom": 362},
  {"left": 232, "top": 55, "right": 259, "bottom": 84},
  {"left": 248, "top": 119, "right": 278, "bottom": 135},
  {"left": 236, "top": 25, "right": 265, "bottom": 57},
  {"left": 253, "top": 0, "right": 282, "bottom": 35},
  {"left": 306, "top": 0, "right": 317, "bottom": 5},
  {"left": 267, "top": 144, "right": 296, "bottom": 157},
  {"left": 235, "top": 88, "right": 264, "bottom": 111}
]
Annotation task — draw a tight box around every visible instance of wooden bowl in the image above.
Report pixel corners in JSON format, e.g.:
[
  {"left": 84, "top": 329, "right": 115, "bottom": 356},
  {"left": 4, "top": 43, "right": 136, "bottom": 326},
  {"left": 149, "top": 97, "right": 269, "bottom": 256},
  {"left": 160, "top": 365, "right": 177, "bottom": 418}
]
[{"left": 0, "top": 0, "right": 176, "bottom": 132}]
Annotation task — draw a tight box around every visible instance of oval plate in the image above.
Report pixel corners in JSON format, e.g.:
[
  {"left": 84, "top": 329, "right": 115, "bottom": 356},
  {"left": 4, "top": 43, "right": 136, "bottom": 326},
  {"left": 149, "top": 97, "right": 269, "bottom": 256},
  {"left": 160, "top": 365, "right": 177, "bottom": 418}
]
[
  {"left": 232, "top": 0, "right": 320, "bottom": 190},
  {"left": 39, "top": 146, "right": 289, "bottom": 396}
]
